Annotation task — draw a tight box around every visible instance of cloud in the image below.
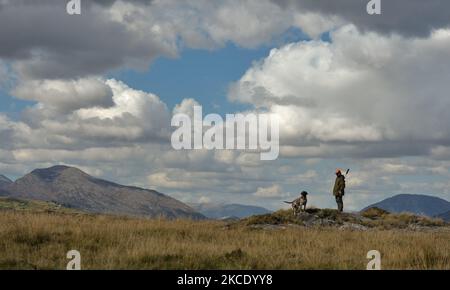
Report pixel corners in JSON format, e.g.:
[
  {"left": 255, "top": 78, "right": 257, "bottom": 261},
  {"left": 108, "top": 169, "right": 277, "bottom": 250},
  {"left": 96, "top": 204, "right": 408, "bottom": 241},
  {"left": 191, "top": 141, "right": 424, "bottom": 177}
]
[
  {"left": 0, "top": 0, "right": 300, "bottom": 80},
  {"left": 147, "top": 171, "right": 196, "bottom": 190},
  {"left": 286, "top": 170, "right": 318, "bottom": 184},
  {"left": 2, "top": 0, "right": 449, "bottom": 82},
  {"left": 76, "top": 79, "right": 170, "bottom": 133},
  {"left": 198, "top": 196, "right": 211, "bottom": 204},
  {"left": 431, "top": 146, "right": 450, "bottom": 160},
  {"left": 230, "top": 25, "right": 450, "bottom": 158},
  {"left": 381, "top": 163, "right": 417, "bottom": 175},
  {"left": 0, "top": 1, "right": 176, "bottom": 79},
  {"left": 273, "top": 0, "right": 450, "bottom": 37},
  {"left": 4, "top": 78, "right": 171, "bottom": 150},
  {"left": 292, "top": 11, "right": 342, "bottom": 39},
  {"left": 12, "top": 77, "right": 114, "bottom": 113},
  {"left": 254, "top": 184, "right": 290, "bottom": 198},
  {"left": 173, "top": 98, "right": 201, "bottom": 118},
  {"left": 11, "top": 146, "right": 144, "bottom": 163}
]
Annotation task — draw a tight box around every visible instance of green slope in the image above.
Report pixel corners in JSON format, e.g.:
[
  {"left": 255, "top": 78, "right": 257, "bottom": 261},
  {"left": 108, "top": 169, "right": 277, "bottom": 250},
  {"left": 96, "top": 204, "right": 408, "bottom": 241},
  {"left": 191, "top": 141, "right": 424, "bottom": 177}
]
[{"left": 0, "top": 197, "right": 85, "bottom": 214}]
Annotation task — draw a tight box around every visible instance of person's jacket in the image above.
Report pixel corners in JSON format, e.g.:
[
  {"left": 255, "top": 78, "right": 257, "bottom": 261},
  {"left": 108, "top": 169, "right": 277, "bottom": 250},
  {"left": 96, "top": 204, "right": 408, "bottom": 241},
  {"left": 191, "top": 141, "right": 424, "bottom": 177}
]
[{"left": 333, "top": 175, "right": 346, "bottom": 196}]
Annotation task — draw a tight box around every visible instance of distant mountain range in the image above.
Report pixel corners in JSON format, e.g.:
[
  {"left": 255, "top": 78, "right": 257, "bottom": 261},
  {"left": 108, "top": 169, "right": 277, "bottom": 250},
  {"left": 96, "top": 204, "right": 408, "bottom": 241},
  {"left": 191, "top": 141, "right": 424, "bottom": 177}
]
[
  {"left": 362, "top": 194, "right": 450, "bottom": 218},
  {"left": 0, "top": 165, "right": 204, "bottom": 220},
  {"left": 190, "top": 203, "right": 271, "bottom": 219}
]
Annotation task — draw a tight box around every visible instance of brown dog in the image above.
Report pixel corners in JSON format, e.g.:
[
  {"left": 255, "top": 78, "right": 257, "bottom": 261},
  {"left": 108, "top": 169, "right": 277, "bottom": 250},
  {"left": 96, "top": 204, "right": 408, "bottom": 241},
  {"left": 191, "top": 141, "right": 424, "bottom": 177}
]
[{"left": 284, "top": 191, "right": 308, "bottom": 216}]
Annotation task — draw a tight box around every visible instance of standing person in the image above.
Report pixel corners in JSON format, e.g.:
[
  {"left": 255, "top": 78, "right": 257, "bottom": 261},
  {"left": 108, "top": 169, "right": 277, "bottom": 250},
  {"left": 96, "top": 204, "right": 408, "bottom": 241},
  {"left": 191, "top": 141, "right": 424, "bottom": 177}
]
[{"left": 333, "top": 169, "right": 346, "bottom": 212}]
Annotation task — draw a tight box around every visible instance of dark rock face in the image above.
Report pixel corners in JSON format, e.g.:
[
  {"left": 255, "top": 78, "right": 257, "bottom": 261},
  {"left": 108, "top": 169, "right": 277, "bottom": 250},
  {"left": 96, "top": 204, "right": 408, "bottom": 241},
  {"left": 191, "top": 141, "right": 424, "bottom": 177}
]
[{"left": 2, "top": 165, "right": 204, "bottom": 220}]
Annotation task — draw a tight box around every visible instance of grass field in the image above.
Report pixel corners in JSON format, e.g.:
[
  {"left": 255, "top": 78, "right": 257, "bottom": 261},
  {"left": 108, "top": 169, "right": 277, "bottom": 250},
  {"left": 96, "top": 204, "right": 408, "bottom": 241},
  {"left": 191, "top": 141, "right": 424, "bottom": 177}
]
[{"left": 0, "top": 209, "right": 449, "bottom": 270}]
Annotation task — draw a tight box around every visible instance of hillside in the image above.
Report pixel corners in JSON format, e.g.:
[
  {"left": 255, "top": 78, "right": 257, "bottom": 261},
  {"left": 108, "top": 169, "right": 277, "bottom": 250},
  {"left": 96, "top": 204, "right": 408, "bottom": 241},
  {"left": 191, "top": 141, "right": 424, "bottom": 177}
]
[
  {"left": 436, "top": 211, "right": 450, "bottom": 222},
  {"left": 0, "top": 209, "right": 448, "bottom": 269},
  {"left": 0, "top": 197, "right": 84, "bottom": 215},
  {"left": 190, "top": 203, "right": 271, "bottom": 219},
  {"left": 0, "top": 174, "right": 12, "bottom": 188},
  {"left": 361, "top": 194, "right": 450, "bottom": 217},
  {"left": 1, "top": 165, "right": 204, "bottom": 220},
  {"left": 239, "top": 207, "right": 448, "bottom": 231}
]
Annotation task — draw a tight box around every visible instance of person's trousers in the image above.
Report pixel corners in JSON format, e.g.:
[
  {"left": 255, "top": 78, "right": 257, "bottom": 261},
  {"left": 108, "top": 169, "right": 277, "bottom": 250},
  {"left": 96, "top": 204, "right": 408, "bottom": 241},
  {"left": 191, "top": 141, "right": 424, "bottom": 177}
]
[{"left": 335, "top": 195, "right": 344, "bottom": 212}]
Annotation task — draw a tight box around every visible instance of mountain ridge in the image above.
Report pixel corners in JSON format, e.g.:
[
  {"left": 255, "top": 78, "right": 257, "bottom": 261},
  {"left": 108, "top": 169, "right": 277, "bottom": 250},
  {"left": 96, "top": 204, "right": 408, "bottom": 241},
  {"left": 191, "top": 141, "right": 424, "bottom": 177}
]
[{"left": 1, "top": 165, "right": 204, "bottom": 220}]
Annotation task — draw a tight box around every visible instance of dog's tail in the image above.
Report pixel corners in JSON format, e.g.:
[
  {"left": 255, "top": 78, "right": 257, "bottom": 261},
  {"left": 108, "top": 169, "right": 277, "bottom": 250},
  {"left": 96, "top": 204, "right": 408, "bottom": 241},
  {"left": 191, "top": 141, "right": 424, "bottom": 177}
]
[{"left": 284, "top": 201, "right": 294, "bottom": 204}]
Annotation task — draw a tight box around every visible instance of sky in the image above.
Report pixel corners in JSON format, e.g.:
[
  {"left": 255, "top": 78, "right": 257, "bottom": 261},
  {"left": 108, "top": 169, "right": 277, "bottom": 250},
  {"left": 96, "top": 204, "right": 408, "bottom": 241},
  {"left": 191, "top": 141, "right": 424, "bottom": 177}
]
[{"left": 1, "top": 0, "right": 450, "bottom": 211}]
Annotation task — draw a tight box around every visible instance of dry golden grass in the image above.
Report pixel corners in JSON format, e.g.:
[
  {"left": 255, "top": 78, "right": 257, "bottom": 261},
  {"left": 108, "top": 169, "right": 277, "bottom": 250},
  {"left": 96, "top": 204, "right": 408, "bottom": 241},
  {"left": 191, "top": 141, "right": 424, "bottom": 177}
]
[{"left": 0, "top": 210, "right": 449, "bottom": 270}]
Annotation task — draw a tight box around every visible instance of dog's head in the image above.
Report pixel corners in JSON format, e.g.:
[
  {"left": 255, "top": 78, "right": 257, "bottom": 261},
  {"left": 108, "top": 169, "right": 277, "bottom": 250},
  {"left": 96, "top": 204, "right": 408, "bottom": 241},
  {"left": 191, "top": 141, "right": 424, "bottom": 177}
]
[{"left": 300, "top": 191, "right": 308, "bottom": 197}]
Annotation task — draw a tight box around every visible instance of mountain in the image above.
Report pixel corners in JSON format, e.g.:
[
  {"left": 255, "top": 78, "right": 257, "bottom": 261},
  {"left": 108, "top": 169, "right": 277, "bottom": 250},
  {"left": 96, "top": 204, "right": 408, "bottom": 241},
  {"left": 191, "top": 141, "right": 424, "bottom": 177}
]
[
  {"left": 435, "top": 211, "right": 450, "bottom": 222},
  {"left": 362, "top": 194, "right": 450, "bottom": 217},
  {"left": 0, "top": 174, "right": 12, "bottom": 188},
  {"left": 190, "top": 203, "right": 271, "bottom": 219},
  {"left": 1, "top": 165, "right": 204, "bottom": 219}
]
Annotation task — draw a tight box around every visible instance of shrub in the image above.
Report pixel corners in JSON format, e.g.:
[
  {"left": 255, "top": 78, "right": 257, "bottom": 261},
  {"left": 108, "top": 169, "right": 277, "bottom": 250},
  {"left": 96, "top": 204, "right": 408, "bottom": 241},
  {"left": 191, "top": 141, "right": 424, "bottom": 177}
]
[{"left": 361, "top": 207, "right": 390, "bottom": 219}]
